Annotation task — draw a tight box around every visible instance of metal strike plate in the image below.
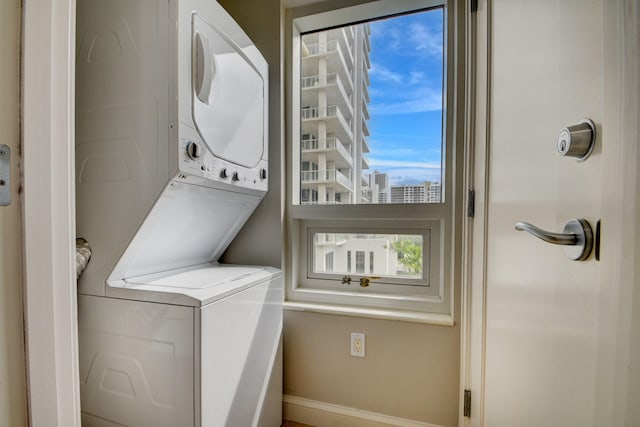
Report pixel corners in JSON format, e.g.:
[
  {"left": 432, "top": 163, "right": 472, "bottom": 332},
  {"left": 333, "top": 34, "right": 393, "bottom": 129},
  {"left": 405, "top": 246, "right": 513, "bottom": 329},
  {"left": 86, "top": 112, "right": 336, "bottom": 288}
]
[{"left": 0, "top": 145, "right": 10, "bottom": 206}]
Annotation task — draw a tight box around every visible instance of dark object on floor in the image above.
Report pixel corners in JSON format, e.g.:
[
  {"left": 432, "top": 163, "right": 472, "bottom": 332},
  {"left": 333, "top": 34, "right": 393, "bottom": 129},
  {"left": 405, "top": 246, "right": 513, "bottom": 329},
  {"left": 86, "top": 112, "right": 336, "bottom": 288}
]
[{"left": 76, "top": 237, "right": 92, "bottom": 279}]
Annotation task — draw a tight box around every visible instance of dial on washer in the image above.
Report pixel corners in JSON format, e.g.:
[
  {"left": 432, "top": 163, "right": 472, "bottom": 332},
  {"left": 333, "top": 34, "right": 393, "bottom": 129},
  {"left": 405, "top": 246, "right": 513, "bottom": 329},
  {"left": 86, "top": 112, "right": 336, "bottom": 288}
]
[{"left": 186, "top": 141, "right": 202, "bottom": 160}]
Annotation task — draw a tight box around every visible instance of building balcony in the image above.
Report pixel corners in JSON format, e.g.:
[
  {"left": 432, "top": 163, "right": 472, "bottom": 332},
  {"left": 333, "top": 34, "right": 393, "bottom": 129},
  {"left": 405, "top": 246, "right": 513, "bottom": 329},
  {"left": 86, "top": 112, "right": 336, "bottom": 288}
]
[
  {"left": 361, "top": 154, "right": 370, "bottom": 170},
  {"left": 311, "top": 233, "right": 349, "bottom": 248},
  {"left": 301, "top": 137, "right": 353, "bottom": 167},
  {"left": 301, "top": 105, "right": 353, "bottom": 141},
  {"left": 362, "top": 118, "right": 370, "bottom": 136},
  {"left": 304, "top": 39, "right": 335, "bottom": 56},
  {"left": 364, "top": 27, "right": 371, "bottom": 52},
  {"left": 362, "top": 100, "right": 370, "bottom": 120},
  {"left": 362, "top": 82, "right": 370, "bottom": 102},
  {"left": 337, "top": 28, "right": 354, "bottom": 64},
  {"left": 361, "top": 136, "right": 370, "bottom": 153},
  {"left": 303, "top": 40, "right": 353, "bottom": 84},
  {"left": 301, "top": 73, "right": 353, "bottom": 119},
  {"left": 344, "top": 26, "right": 355, "bottom": 44},
  {"left": 301, "top": 169, "right": 353, "bottom": 192},
  {"left": 302, "top": 72, "right": 353, "bottom": 95},
  {"left": 361, "top": 188, "right": 373, "bottom": 203}
]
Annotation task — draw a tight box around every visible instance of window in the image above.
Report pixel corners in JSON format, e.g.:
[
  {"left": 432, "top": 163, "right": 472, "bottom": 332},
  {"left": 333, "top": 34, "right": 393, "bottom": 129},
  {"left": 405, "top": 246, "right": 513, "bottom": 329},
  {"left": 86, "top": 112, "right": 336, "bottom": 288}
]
[
  {"left": 355, "top": 251, "right": 365, "bottom": 273},
  {"left": 369, "top": 251, "right": 374, "bottom": 274},
  {"left": 286, "top": 0, "right": 461, "bottom": 322},
  {"left": 325, "top": 251, "right": 334, "bottom": 272}
]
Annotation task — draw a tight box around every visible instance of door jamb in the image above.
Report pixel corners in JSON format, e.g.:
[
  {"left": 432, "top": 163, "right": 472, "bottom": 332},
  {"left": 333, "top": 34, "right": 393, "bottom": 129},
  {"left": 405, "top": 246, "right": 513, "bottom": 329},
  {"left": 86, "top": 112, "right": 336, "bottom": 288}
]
[
  {"left": 22, "top": 0, "right": 81, "bottom": 425},
  {"left": 458, "top": 0, "right": 489, "bottom": 425}
]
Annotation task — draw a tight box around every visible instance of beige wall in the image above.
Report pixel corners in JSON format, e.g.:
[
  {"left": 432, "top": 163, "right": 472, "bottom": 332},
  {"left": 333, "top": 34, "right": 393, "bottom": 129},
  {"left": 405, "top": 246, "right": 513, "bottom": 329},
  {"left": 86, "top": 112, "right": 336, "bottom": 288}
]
[
  {"left": 219, "top": 0, "right": 284, "bottom": 269},
  {"left": 284, "top": 311, "right": 460, "bottom": 426},
  {"left": 0, "top": 0, "right": 27, "bottom": 425},
  {"left": 221, "top": 1, "right": 461, "bottom": 426}
]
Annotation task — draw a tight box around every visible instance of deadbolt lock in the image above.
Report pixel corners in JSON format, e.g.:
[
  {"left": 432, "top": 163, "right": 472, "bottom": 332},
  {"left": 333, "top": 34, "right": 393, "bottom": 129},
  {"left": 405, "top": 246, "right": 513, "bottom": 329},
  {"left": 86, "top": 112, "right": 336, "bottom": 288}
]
[{"left": 557, "top": 118, "right": 596, "bottom": 161}]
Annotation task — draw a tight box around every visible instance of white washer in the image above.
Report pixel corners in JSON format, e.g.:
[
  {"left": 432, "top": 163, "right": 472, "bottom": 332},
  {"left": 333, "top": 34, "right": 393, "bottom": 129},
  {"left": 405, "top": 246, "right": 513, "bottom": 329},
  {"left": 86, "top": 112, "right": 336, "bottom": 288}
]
[
  {"left": 75, "top": 0, "right": 281, "bottom": 425},
  {"left": 79, "top": 265, "right": 282, "bottom": 427}
]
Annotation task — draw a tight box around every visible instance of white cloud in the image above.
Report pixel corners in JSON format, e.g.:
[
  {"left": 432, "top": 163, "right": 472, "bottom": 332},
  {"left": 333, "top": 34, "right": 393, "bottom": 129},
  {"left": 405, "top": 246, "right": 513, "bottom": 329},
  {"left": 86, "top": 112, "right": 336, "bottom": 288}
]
[
  {"left": 370, "top": 16, "right": 443, "bottom": 59},
  {"left": 369, "top": 63, "right": 402, "bottom": 83},
  {"left": 408, "top": 22, "right": 443, "bottom": 57},
  {"left": 369, "top": 86, "right": 442, "bottom": 115},
  {"left": 409, "top": 71, "right": 426, "bottom": 85},
  {"left": 368, "top": 159, "right": 441, "bottom": 169}
]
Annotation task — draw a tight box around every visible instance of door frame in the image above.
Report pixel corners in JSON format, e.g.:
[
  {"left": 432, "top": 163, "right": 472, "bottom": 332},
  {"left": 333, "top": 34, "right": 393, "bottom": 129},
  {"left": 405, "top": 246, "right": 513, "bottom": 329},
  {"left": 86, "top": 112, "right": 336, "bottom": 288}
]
[
  {"left": 22, "top": 0, "right": 81, "bottom": 425},
  {"left": 459, "top": 0, "right": 640, "bottom": 425}
]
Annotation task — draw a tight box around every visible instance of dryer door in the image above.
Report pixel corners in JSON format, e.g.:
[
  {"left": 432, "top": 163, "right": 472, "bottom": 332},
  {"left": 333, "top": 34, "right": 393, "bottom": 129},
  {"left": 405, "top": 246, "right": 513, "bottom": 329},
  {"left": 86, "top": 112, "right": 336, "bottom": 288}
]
[{"left": 191, "top": 13, "right": 265, "bottom": 168}]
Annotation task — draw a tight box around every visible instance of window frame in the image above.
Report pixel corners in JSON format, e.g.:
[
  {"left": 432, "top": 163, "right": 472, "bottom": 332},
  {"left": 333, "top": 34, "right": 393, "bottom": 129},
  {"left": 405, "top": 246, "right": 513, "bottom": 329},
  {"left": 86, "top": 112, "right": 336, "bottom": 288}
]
[
  {"left": 285, "top": 0, "right": 462, "bottom": 323},
  {"left": 305, "top": 223, "right": 436, "bottom": 288}
]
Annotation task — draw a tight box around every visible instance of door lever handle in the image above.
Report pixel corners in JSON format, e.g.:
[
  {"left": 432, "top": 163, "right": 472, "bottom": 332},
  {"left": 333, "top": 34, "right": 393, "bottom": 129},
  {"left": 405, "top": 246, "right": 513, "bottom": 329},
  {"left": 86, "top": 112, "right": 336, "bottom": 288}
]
[
  {"left": 514, "top": 222, "right": 578, "bottom": 245},
  {"left": 515, "top": 218, "right": 593, "bottom": 261}
]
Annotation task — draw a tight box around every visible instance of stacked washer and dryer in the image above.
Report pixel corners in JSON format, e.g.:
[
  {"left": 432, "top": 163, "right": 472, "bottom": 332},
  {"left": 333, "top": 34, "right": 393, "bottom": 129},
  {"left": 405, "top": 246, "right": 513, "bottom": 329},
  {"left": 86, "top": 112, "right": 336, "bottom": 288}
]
[{"left": 75, "top": 0, "right": 282, "bottom": 426}]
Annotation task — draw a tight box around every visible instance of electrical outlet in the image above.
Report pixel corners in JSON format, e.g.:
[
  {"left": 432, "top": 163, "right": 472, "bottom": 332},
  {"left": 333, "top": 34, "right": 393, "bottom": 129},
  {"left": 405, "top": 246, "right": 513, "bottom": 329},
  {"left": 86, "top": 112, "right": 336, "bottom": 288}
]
[{"left": 350, "top": 332, "right": 365, "bottom": 357}]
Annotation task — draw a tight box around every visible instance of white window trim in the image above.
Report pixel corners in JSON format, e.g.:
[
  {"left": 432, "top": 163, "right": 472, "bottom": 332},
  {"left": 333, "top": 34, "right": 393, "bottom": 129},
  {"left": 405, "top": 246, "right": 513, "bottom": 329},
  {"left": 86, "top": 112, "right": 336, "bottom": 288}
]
[
  {"left": 299, "top": 220, "right": 442, "bottom": 294},
  {"left": 284, "top": 0, "right": 463, "bottom": 325}
]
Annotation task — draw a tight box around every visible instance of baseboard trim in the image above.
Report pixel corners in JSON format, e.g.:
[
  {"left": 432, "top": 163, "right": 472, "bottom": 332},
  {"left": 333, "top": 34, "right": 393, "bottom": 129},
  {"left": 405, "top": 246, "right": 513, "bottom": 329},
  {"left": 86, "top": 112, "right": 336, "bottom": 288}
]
[{"left": 283, "top": 395, "right": 445, "bottom": 427}]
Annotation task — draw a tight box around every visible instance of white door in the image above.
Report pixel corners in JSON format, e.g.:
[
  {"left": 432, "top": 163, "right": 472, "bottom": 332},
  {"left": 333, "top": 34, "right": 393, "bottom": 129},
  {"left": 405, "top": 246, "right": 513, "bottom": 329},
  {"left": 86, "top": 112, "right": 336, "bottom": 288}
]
[
  {"left": 0, "top": 0, "right": 27, "bottom": 424},
  {"left": 465, "top": 0, "right": 640, "bottom": 426}
]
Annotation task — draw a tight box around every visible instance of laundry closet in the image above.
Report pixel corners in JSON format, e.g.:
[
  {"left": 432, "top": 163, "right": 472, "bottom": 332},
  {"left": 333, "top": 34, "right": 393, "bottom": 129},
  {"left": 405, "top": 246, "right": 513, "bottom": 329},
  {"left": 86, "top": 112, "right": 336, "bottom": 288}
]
[{"left": 75, "top": 0, "right": 282, "bottom": 425}]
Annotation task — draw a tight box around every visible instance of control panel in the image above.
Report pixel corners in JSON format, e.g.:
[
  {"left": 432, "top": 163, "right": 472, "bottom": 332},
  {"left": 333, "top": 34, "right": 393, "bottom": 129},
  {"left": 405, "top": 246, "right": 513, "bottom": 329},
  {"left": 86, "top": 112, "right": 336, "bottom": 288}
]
[{"left": 177, "top": 136, "right": 268, "bottom": 193}]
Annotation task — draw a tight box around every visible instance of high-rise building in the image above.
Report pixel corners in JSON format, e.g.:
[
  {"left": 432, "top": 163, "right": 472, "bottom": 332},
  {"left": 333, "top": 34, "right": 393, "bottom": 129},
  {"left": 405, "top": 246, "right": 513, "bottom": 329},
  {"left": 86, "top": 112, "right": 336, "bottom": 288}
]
[
  {"left": 373, "top": 171, "right": 391, "bottom": 204},
  {"left": 300, "top": 23, "right": 372, "bottom": 205},
  {"left": 390, "top": 181, "right": 442, "bottom": 203},
  {"left": 424, "top": 181, "right": 442, "bottom": 203},
  {"left": 390, "top": 184, "right": 425, "bottom": 203}
]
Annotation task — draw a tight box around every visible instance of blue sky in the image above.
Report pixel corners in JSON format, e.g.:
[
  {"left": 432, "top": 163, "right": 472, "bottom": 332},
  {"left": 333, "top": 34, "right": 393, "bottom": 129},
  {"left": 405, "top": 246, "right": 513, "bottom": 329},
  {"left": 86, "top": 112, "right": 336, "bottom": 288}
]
[{"left": 367, "top": 8, "right": 444, "bottom": 185}]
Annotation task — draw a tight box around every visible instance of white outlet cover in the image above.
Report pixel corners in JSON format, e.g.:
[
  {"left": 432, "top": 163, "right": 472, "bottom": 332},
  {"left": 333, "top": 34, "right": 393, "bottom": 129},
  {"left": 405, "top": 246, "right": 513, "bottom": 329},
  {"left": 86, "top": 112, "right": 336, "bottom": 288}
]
[{"left": 351, "top": 332, "right": 365, "bottom": 357}]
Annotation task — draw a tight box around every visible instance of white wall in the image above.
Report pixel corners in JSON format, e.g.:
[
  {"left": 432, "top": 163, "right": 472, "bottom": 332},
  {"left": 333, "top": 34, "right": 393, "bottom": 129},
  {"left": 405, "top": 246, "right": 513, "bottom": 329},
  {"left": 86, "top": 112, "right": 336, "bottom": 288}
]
[{"left": 0, "top": 0, "right": 27, "bottom": 424}]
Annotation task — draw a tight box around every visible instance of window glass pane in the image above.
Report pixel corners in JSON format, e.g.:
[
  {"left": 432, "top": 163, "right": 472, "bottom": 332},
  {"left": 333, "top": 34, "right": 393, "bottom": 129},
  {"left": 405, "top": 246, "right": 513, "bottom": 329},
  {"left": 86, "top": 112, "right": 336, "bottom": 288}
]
[
  {"left": 313, "top": 233, "right": 423, "bottom": 278},
  {"left": 325, "top": 251, "right": 334, "bottom": 272},
  {"left": 369, "top": 251, "right": 374, "bottom": 274},
  {"left": 355, "top": 251, "right": 365, "bottom": 273},
  {"left": 298, "top": 8, "right": 444, "bottom": 205}
]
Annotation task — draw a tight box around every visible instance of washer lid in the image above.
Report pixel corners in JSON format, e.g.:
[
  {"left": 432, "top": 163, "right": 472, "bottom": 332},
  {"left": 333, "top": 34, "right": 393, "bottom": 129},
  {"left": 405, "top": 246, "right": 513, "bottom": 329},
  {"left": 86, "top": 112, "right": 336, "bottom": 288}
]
[
  {"left": 130, "top": 265, "right": 266, "bottom": 289},
  {"left": 191, "top": 13, "right": 265, "bottom": 169},
  {"left": 107, "top": 181, "right": 262, "bottom": 286}
]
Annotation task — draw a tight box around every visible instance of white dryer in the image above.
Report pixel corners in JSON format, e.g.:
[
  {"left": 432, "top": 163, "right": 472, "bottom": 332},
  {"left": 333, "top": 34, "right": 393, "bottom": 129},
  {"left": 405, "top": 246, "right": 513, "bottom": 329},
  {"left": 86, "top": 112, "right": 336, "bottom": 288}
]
[{"left": 75, "top": 0, "right": 282, "bottom": 425}]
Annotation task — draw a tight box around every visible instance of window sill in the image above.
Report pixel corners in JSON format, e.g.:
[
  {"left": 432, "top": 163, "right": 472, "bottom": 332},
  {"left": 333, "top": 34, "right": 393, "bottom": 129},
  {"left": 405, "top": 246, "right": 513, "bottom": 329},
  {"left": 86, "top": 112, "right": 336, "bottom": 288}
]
[{"left": 283, "top": 301, "right": 455, "bottom": 326}]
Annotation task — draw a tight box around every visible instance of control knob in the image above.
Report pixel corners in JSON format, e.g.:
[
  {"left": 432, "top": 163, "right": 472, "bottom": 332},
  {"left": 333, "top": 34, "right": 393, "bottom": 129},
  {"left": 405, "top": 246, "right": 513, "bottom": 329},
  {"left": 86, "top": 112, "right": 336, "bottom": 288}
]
[
  {"left": 259, "top": 168, "right": 267, "bottom": 180},
  {"left": 185, "top": 141, "right": 202, "bottom": 160},
  {"left": 220, "top": 168, "right": 229, "bottom": 179},
  {"left": 232, "top": 172, "right": 241, "bottom": 182}
]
